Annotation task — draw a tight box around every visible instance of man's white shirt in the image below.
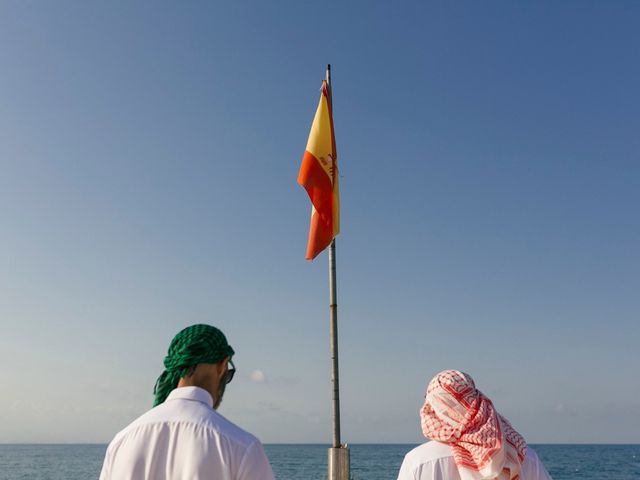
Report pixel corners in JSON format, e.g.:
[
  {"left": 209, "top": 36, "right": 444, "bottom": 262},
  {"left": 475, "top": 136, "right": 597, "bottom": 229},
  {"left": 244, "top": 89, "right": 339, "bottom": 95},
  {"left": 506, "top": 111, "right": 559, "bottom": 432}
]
[
  {"left": 397, "top": 441, "right": 552, "bottom": 480},
  {"left": 100, "top": 386, "right": 274, "bottom": 480}
]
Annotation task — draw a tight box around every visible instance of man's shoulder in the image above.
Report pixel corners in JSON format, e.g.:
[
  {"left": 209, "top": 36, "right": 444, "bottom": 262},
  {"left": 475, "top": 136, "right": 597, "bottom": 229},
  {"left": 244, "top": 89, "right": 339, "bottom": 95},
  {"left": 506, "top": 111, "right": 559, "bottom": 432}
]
[
  {"left": 397, "top": 442, "right": 457, "bottom": 480},
  {"left": 524, "top": 446, "right": 541, "bottom": 462},
  {"left": 108, "top": 400, "right": 260, "bottom": 452},
  {"left": 522, "top": 446, "right": 551, "bottom": 479},
  {"left": 208, "top": 409, "right": 261, "bottom": 448},
  {"left": 403, "top": 441, "right": 454, "bottom": 464}
]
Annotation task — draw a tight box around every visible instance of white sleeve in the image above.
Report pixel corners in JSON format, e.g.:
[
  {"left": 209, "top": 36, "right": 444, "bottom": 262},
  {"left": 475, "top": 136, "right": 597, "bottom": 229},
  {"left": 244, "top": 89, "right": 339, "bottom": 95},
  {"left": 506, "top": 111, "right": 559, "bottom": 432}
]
[
  {"left": 98, "top": 445, "right": 112, "bottom": 480},
  {"left": 397, "top": 454, "right": 417, "bottom": 480},
  {"left": 236, "top": 440, "right": 275, "bottom": 480}
]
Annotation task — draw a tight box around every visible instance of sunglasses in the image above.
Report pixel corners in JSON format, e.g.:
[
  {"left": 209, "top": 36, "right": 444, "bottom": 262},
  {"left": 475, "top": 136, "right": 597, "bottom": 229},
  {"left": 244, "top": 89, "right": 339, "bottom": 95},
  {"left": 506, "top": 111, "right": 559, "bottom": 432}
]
[{"left": 222, "top": 359, "right": 236, "bottom": 384}]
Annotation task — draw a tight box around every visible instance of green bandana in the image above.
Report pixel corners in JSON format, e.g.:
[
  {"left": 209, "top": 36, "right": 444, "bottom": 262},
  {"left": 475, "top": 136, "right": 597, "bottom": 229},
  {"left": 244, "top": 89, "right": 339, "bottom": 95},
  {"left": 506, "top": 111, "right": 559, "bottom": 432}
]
[{"left": 153, "top": 324, "right": 234, "bottom": 406}]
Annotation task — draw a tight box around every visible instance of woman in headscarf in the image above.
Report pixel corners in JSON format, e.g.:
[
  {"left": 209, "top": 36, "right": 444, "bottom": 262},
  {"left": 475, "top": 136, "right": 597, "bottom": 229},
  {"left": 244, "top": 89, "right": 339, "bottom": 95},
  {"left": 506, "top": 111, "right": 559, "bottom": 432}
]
[{"left": 397, "top": 370, "right": 552, "bottom": 480}]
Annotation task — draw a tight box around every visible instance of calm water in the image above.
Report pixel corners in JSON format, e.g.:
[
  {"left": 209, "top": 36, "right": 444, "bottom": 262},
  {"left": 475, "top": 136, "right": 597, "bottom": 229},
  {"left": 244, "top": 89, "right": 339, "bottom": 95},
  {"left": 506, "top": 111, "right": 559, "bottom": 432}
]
[{"left": 0, "top": 444, "right": 638, "bottom": 479}]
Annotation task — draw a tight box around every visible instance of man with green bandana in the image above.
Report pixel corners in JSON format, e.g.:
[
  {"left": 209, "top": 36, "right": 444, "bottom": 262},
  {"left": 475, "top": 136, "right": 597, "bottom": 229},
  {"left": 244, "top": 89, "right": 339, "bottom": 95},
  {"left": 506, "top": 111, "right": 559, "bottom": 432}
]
[{"left": 100, "top": 324, "right": 275, "bottom": 480}]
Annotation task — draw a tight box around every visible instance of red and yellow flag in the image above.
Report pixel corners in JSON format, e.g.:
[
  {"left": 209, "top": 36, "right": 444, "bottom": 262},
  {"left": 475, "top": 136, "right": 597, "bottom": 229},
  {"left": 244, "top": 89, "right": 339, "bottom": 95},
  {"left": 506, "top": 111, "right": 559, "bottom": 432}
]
[{"left": 298, "top": 80, "right": 340, "bottom": 260}]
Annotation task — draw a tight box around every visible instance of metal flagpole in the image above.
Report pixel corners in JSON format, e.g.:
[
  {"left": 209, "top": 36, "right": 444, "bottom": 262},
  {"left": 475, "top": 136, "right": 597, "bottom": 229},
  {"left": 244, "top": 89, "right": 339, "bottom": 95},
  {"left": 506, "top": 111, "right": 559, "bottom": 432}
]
[{"left": 326, "top": 64, "right": 350, "bottom": 480}]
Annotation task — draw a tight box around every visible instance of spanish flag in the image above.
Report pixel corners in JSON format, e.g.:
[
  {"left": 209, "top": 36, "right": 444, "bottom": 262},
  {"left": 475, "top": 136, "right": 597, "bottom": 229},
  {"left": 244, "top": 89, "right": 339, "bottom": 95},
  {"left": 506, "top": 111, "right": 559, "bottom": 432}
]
[{"left": 298, "top": 80, "right": 340, "bottom": 260}]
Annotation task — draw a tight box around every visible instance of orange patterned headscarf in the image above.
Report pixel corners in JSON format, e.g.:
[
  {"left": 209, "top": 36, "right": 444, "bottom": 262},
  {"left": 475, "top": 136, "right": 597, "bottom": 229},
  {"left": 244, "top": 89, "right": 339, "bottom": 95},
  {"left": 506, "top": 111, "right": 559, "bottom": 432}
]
[{"left": 420, "top": 370, "right": 527, "bottom": 480}]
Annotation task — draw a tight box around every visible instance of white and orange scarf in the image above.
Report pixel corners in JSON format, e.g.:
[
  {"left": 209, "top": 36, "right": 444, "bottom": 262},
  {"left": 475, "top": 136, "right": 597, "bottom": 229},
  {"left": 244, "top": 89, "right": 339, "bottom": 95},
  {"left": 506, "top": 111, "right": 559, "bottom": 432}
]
[{"left": 420, "top": 370, "right": 527, "bottom": 480}]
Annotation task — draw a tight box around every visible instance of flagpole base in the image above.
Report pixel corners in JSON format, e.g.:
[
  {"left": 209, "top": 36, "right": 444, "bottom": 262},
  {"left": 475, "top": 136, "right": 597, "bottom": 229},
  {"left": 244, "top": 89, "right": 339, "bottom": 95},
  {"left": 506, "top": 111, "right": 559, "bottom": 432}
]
[{"left": 328, "top": 445, "right": 350, "bottom": 480}]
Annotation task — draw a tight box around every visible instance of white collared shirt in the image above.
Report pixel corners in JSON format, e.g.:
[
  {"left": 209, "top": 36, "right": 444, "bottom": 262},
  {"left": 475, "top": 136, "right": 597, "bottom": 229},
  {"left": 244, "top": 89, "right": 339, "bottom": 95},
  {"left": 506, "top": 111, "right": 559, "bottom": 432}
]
[
  {"left": 100, "top": 386, "right": 274, "bottom": 480},
  {"left": 397, "top": 441, "right": 552, "bottom": 480}
]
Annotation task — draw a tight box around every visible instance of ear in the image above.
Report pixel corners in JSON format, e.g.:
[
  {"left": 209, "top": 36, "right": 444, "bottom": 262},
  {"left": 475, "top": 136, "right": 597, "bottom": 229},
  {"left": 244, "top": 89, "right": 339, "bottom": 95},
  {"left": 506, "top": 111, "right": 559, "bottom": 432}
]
[{"left": 216, "top": 357, "right": 230, "bottom": 380}]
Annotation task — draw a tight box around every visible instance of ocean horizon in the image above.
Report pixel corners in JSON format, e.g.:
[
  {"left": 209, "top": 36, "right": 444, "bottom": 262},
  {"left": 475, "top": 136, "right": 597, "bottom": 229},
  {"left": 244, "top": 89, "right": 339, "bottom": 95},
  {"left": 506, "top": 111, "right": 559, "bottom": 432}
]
[{"left": 0, "top": 443, "right": 638, "bottom": 479}]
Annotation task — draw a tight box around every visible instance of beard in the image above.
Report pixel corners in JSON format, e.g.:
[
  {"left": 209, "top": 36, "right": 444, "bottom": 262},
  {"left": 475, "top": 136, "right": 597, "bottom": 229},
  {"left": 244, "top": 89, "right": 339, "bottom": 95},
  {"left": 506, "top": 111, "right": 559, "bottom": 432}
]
[{"left": 213, "top": 380, "right": 227, "bottom": 409}]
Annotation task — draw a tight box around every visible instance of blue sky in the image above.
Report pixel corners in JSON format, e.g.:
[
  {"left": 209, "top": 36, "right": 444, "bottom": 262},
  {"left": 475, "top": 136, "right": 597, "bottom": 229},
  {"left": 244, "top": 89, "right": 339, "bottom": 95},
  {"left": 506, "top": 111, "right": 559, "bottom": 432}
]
[{"left": 0, "top": 1, "right": 638, "bottom": 444}]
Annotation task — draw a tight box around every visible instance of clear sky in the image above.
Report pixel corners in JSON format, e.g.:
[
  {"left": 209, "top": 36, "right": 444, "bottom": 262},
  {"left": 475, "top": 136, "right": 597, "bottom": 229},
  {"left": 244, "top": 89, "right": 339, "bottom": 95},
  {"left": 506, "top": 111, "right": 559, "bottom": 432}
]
[{"left": 1, "top": 1, "right": 638, "bottom": 444}]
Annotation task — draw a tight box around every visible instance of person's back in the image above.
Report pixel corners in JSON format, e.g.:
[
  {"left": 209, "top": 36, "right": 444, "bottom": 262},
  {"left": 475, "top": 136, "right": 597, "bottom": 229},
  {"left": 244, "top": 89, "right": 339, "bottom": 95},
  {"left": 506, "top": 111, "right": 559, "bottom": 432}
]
[
  {"left": 101, "top": 386, "right": 272, "bottom": 480},
  {"left": 100, "top": 324, "right": 274, "bottom": 480},
  {"left": 398, "top": 441, "right": 550, "bottom": 480}
]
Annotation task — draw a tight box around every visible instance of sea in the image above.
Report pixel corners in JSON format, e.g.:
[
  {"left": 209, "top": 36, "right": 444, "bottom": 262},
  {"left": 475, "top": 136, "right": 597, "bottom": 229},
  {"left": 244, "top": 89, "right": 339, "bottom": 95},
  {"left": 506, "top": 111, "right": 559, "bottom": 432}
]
[{"left": 0, "top": 443, "right": 638, "bottom": 479}]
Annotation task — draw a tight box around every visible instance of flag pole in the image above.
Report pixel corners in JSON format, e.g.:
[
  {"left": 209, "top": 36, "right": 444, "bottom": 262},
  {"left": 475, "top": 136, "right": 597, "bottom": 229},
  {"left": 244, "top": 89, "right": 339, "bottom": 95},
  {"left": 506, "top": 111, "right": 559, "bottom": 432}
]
[{"left": 326, "top": 64, "right": 350, "bottom": 480}]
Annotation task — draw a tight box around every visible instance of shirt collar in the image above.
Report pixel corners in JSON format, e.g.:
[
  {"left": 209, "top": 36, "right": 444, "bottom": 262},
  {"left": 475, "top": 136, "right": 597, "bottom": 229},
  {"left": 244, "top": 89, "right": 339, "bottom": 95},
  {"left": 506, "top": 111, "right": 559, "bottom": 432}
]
[{"left": 166, "top": 386, "right": 214, "bottom": 408}]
